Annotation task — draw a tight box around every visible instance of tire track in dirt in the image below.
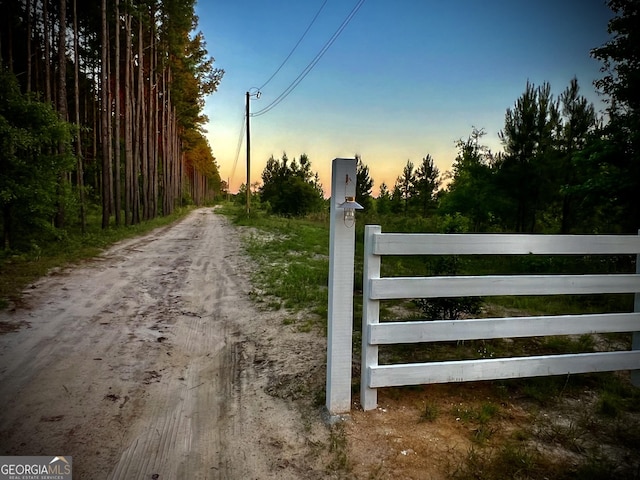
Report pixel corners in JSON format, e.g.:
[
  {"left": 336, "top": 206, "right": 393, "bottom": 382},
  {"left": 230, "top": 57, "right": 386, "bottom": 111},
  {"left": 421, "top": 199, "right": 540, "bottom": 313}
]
[{"left": 0, "top": 208, "right": 332, "bottom": 479}]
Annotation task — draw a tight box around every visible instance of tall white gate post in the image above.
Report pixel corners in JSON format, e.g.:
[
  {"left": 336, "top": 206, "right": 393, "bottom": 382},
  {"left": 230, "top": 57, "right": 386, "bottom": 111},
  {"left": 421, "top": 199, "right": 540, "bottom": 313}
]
[
  {"left": 326, "top": 158, "right": 358, "bottom": 414},
  {"left": 632, "top": 229, "right": 640, "bottom": 386}
]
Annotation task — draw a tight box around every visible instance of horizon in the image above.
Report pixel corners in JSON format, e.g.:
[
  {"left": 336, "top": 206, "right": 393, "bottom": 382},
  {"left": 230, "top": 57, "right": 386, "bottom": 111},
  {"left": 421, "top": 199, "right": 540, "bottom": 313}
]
[{"left": 195, "top": 1, "right": 613, "bottom": 197}]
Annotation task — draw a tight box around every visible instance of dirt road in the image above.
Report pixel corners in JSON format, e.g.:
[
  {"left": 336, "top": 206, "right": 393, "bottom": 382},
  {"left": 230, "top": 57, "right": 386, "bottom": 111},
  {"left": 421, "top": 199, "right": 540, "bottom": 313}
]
[{"left": 0, "top": 208, "right": 331, "bottom": 479}]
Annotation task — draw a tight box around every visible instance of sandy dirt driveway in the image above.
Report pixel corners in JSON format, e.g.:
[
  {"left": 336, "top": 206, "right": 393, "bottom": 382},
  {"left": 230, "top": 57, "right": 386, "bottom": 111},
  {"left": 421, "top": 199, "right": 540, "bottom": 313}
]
[{"left": 0, "top": 208, "right": 331, "bottom": 479}]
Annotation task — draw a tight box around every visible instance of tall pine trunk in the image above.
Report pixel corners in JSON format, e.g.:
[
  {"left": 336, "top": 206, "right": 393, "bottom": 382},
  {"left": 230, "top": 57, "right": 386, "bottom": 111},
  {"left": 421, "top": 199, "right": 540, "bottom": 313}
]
[
  {"left": 162, "top": 68, "right": 169, "bottom": 215},
  {"left": 43, "top": 0, "right": 51, "bottom": 102},
  {"left": 124, "top": 12, "right": 133, "bottom": 226},
  {"left": 139, "top": 17, "right": 149, "bottom": 220},
  {"left": 100, "top": 0, "right": 110, "bottom": 228},
  {"left": 113, "top": 0, "right": 121, "bottom": 226},
  {"left": 26, "top": 0, "right": 32, "bottom": 92},
  {"left": 72, "top": 0, "right": 85, "bottom": 232},
  {"left": 55, "top": 0, "right": 68, "bottom": 229},
  {"left": 150, "top": 26, "right": 158, "bottom": 219},
  {"left": 132, "top": 15, "right": 143, "bottom": 225}
]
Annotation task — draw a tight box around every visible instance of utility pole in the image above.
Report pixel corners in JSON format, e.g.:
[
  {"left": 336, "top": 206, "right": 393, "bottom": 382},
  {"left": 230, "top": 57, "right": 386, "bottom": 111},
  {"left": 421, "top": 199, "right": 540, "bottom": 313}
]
[
  {"left": 245, "top": 89, "right": 261, "bottom": 214},
  {"left": 245, "top": 91, "right": 250, "bottom": 214}
]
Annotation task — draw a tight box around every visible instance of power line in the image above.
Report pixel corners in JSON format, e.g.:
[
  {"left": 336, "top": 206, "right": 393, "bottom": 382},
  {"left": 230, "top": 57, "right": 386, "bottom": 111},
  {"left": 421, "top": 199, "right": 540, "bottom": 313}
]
[
  {"left": 258, "top": 0, "right": 329, "bottom": 91},
  {"left": 251, "top": 0, "right": 366, "bottom": 118},
  {"left": 252, "top": 0, "right": 365, "bottom": 117}
]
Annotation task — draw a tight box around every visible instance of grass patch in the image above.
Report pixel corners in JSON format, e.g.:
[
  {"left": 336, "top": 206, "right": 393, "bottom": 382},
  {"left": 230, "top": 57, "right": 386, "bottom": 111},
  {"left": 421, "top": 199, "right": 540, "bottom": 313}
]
[
  {"left": 487, "top": 293, "right": 634, "bottom": 316},
  {"left": 447, "top": 401, "right": 502, "bottom": 446},
  {"left": 220, "top": 204, "right": 331, "bottom": 330},
  {"left": 451, "top": 443, "right": 544, "bottom": 480},
  {"left": 327, "top": 423, "right": 349, "bottom": 472},
  {"left": 453, "top": 402, "right": 500, "bottom": 442},
  {"left": 451, "top": 434, "right": 636, "bottom": 479},
  {"left": 419, "top": 401, "right": 440, "bottom": 422},
  {"left": 0, "top": 206, "right": 194, "bottom": 309}
]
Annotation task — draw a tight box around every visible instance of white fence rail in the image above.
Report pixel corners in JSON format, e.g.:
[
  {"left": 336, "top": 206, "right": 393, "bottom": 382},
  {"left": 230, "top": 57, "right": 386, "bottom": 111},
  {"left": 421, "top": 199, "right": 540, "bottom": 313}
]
[{"left": 360, "top": 225, "right": 640, "bottom": 411}]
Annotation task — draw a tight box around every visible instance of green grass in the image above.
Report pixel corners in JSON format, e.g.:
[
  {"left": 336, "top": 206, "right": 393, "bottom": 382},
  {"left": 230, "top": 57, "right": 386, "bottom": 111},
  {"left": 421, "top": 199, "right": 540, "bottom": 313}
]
[
  {"left": 452, "top": 402, "right": 500, "bottom": 426},
  {"left": 419, "top": 401, "right": 440, "bottom": 422},
  {"left": 219, "top": 205, "right": 640, "bottom": 477},
  {"left": 0, "top": 206, "right": 195, "bottom": 309},
  {"left": 220, "top": 204, "right": 331, "bottom": 328},
  {"left": 221, "top": 203, "right": 635, "bottom": 330},
  {"left": 486, "top": 293, "right": 634, "bottom": 316},
  {"left": 450, "top": 400, "right": 640, "bottom": 479},
  {"left": 451, "top": 443, "right": 544, "bottom": 480},
  {"left": 327, "top": 423, "right": 349, "bottom": 472}
]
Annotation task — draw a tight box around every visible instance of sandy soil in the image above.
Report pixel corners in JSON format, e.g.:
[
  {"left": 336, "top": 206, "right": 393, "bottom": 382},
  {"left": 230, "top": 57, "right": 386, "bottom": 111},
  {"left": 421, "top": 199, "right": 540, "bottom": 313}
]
[
  {"left": 2, "top": 207, "right": 637, "bottom": 480},
  {"left": 0, "top": 208, "right": 332, "bottom": 479}
]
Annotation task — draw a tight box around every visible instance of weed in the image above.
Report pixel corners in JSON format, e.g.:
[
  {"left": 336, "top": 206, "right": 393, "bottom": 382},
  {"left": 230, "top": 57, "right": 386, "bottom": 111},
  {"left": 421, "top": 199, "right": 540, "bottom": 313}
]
[
  {"left": 312, "top": 388, "right": 325, "bottom": 407},
  {"left": 500, "top": 443, "right": 539, "bottom": 472},
  {"left": 478, "top": 402, "right": 499, "bottom": 423},
  {"left": 520, "top": 377, "right": 564, "bottom": 405},
  {"left": 450, "top": 401, "right": 501, "bottom": 445},
  {"left": 596, "top": 391, "right": 623, "bottom": 418},
  {"left": 575, "top": 407, "right": 600, "bottom": 433},
  {"left": 327, "top": 423, "right": 349, "bottom": 472},
  {"left": 296, "top": 319, "right": 314, "bottom": 333},
  {"left": 419, "top": 401, "right": 439, "bottom": 422},
  {"left": 452, "top": 404, "right": 475, "bottom": 423},
  {"left": 494, "top": 382, "right": 510, "bottom": 401},
  {"left": 542, "top": 334, "right": 595, "bottom": 354},
  {"left": 267, "top": 300, "right": 282, "bottom": 310},
  {"left": 471, "top": 424, "right": 496, "bottom": 445},
  {"left": 451, "top": 442, "right": 550, "bottom": 480},
  {"left": 510, "top": 428, "right": 530, "bottom": 442},
  {"left": 597, "top": 372, "right": 640, "bottom": 413},
  {"left": 536, "top": 414, "right": 588, "bottom": 454},
  {"left": 488, "top": 293, "right": 633, "bottom": 317},
  {"left": 574, "top": 451, "right": 620, "bottom": 479},
  {"left": 611, "top": 417, "right": 640, "bottom": 449},
  {"left": 452, "top": 402, "right": 499, "bottom": 425}
]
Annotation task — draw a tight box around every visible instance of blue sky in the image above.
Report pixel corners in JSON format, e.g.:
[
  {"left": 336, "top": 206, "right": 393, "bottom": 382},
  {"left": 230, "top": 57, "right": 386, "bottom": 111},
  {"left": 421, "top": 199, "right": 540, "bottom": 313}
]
[{"left": 195, "top": 0, "right": 613, "bottom": 196}]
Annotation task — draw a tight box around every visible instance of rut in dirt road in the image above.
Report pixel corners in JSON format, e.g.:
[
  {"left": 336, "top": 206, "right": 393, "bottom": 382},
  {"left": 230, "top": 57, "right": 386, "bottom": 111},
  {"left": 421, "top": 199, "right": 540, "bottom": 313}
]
[{"left": 0, "top": 208, "right": 331, "bottom": 480}]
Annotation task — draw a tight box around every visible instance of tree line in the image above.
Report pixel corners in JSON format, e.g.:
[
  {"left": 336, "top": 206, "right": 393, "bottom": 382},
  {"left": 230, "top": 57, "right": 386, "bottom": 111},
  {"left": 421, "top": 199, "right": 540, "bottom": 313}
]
[
  {"left": 0, "top": 0, "right": 224, "bottom": 250},
  {"left": 252, "top": 0, "right": 639, "bottom": 235}
]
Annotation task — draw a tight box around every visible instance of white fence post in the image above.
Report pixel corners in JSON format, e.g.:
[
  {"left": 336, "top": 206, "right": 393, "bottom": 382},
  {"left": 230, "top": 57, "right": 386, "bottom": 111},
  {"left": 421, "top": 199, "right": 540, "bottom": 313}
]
[
  {"left": 326, "top": 158, "right": 358, "bottom": 414},
  {"left": 361, "top": 225, "right": 381, "bottom": 411},
  {"left": 633, "top": 229, "right": 640, "bottom": 386}
]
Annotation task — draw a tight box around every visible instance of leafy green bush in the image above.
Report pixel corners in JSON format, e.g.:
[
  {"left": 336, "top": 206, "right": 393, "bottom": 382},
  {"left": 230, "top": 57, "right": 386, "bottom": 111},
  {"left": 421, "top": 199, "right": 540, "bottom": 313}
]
[{"left": 0, "top": 68, "right": 75, "bottom": 250}]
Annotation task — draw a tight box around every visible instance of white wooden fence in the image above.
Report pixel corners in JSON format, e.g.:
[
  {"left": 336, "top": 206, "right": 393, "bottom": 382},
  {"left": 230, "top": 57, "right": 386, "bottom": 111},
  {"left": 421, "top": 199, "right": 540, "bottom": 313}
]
[{"left": 360, "top": 225, "right": 640, "bottom": 411}]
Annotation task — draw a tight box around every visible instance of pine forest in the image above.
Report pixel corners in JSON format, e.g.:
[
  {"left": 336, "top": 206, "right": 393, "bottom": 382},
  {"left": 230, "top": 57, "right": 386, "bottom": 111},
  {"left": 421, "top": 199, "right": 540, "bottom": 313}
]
[{"left": 0, "top": 0, "right": 224, "bottom": 250}]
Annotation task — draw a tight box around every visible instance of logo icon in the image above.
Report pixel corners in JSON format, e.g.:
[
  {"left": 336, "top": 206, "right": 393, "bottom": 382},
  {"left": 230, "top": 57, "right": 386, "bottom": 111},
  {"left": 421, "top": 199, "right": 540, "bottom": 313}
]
[{"left": 0, "top": 455, "right": 73, "bottom": 479}]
